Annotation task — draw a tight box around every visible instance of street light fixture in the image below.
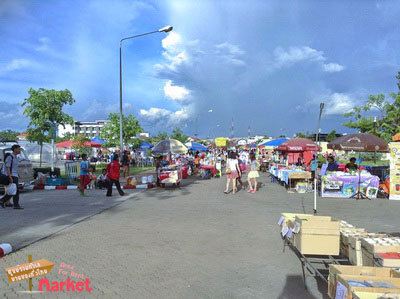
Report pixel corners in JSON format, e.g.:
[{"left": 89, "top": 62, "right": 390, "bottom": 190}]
[{"left": 119, "top": 26, "right": 173, "bottom": 153}]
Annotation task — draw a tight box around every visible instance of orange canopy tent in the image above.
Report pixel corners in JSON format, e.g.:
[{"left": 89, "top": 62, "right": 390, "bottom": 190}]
[{"left": 393, "top": 133, "right": 400, "bottom": 142}]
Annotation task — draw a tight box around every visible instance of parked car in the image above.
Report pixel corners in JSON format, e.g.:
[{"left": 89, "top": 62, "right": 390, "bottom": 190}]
[{"left": 0, "top": 142, "right": 34, "bottom": 190}]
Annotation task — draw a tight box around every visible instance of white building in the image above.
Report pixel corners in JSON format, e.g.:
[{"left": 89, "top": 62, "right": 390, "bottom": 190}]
[{"left": 58, "top": 120, "right": 110, "bottom": 138}]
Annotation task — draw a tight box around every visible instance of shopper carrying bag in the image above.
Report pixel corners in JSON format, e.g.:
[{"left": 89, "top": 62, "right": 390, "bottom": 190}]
[{"left": 0, "top": 144, "right": 23, "bottom": 209}]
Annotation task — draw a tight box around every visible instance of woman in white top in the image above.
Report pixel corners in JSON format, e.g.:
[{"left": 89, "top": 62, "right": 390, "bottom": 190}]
[{"left": 224, "top": 151, "right": 241, "bottom": 195}]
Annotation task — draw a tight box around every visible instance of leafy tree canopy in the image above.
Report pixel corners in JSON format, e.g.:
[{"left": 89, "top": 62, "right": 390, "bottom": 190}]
[
  {"left": 0, "top": 130, "right": 20, "bottom": 141},
  {"left": 343, "top": 93, "right": 400, "bottom": 142},
  {"left": 326, "top": 130, "right": 337, "bottom": 142},
  {"left": 171, "top": 127, "right": 188, "bottom": 143},
  {"left": 71, "top": 134, "right": 91, "bottom": 155},
  {"left": 100, "top": 113, "right": 143, "bottom": 147}
]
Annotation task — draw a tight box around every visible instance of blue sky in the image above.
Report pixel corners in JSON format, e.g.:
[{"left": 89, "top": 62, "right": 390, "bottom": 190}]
[{"left": 1, "top": 0, "right": 399, "bottom": 138}]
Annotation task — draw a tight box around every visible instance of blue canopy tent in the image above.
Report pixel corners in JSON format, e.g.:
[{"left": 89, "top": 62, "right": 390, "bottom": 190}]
[
  {"left": 139, "top": 142, "right": 153, "bottom": 149},
  {"left": 185, "top": 142, "right": 208, "bottom": 152},
  {"left": 247, "top": 143, "right": 257, "bottom": 148},
  {"left": 91, "top": 136, "right": 106, "bottom": 144},
  {"left": 259, "top": 138, "right": 288, "bottom": 147}
]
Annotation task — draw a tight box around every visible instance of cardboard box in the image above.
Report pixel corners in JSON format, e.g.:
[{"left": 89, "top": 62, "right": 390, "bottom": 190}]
[
  {"left": 294, "top": 216, "right": 340, "bottom": 255},
  {"left": 278, "top": 213, "right": 312, "bottom": 233},
  {"left": 349, "top": 246, "right": 363, "bottom": 266},
  {"left": 349, "top": 234, "right": 388, "bottom": 251},
  {"left": 362, "top": 248, "right": 376, "bottom": 267},
  {"left": 328, "top": 265, "right": 400, "bottom": 298},
  {"left": 352, "top": 291, "right": 400, "bottom": 299},
  {"left": 341, "top": 229, "right": 367, "bottom": 246},
  {"left": 375, "top": 253, "right": 400, "bottom": 268},
  {"left": 336, "top": 274, "right": 400, "bottom": 298},
  {"left": 362, "top": 237, "right": 400, "bottom": 254}
]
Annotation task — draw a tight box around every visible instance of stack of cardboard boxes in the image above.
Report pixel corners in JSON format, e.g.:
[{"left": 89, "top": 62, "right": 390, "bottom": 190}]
[
  {"left": 328, "top": 265, "right": 400, "bottom": 298},
  {"left": 279, "top": 213, "right": 340, "bottom": 255},
  {"left": 361, "top": 237, "right": 400, "bottom": 267}
]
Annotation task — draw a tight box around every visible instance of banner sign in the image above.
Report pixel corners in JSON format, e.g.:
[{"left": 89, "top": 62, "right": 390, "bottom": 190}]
[{"left": 389, "top": 142, "right": 400, "bottom": 200}]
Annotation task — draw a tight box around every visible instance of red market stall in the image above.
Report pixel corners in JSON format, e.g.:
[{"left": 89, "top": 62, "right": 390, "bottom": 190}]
[{"left": 277, "top": 137, "right": 319, "bottom": 165}]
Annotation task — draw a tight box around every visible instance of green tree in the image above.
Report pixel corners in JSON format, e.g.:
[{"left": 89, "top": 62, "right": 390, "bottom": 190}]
[
  {"left": 150, "top": 131, "right": 169, "bottom": 144},
  {"left": 100, "top": 113, "right": 143, "bottom": 148},
  {"left": 0, "top": 130, "right": 20, "bottom": 141},
  {"left": 295, "top": 132, "right": 306, "bottom": 138},
  {"left": 396, "top": 71, "right": 400, "bottom": 95},
  {"left": 22, "top": 88, "right": 75, "bottom": 166},
  {"left": 71, "top": 134, "right": 91, "bottom": 155},
  {"left": 326, "top": 130, "right": 337, "bottom": 142},
  {"left": 171, "top": 127, "right": 188, "bottom": 143},
  {"left": 343, "top": 93, "right": 400, "bottom": 142}
]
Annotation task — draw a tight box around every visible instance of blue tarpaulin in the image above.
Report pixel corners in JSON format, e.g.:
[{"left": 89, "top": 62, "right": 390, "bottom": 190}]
[
  {"left": 140, "top": 142, "right": 153, "bottom": 149},
  {"left": 185, "top": 142, "right": 208, "bottom": 151},
  {"left": 91, "top": 136, "right": 106, "bottom": 144},
  {"left": 260, "top": 138, "right": 288, "bottom": 147}
]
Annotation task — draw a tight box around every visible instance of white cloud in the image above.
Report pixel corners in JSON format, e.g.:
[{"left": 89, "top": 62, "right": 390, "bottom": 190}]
[
  {"left": 161, "top": 32, "right": 183, "bottom": 53},
  {"left": 273, "top": 46, "right": 345, "bottom": 73},
  {"left": 140, "top": 107, "right": 190, "bottom": 127},
  {"left": 324, "top": 93, "right": 358, "bottom": 115},
  {"left": 215, "top": 42, "right": 246, "bottom": 66},
  {"left": 322, "top": 62, "right": 345, "bottom": 73},
  {"left": 0, "top": 58, "right": 35, "bottom": 73},
  {"left": 274, "top": 46, "right": 325, "bottom": 66},
  {"left": 35, "top": 37, "right": 51, "bottom": 52},
  {"left": 163, "top": 80, "right": 189, "bottom": 101}
]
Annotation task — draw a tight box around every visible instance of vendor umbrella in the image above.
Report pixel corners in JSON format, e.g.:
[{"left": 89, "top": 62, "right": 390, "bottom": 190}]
[
  {"left": 327, "top": 133, "right": 389, "bottom": 152},
  {"left": 277, "top": 137, "right": 319, "bottom": 152},
  {"left": 151, "top": 139, "right": 188, "bottom": 156},
  {"left": 185, "top": 142, "right": 208, "bottom": 152}
]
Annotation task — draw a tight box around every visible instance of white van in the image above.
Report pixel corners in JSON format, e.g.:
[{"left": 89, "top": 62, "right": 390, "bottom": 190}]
[{"left": 0, "top": 143, "right": 34, "bottom": 189}]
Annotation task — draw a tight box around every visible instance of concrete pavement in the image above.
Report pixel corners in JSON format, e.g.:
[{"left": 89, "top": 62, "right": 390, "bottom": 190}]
[{"left": 1, "top": 173, "right": 400, "bottom": 298}]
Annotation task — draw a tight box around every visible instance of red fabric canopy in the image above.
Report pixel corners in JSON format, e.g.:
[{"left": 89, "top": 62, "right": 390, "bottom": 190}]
[
  {"left": 277, "top": 137, "right": 319, "bottom": 152},
  {"left": 56, "top": 140, "right": 101, "bottom": 148}
]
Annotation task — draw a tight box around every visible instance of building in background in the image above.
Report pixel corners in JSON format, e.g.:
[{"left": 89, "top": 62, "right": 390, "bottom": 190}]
[{"left": 58, "top": 120, "right": 110, "bottom": 138}]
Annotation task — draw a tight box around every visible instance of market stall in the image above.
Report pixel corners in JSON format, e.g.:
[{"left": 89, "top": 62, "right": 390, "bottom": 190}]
[
  {"left": 151, "top": 139, "right": 188, "bottom": 187},
  {"left": 321, "top": 171, "right": 379, "bottom": 199},
  {"left": 327, "top": 133, "right": 389, "bottom": 199}
]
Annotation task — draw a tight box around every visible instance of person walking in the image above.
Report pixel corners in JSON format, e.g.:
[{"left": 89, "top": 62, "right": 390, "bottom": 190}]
[
  {"left": 0, "top": 144, "right": 23, "bottom": 209},
  {"left": 122, "top": 150, "right": 130, "bottom": 178},
  {"left": 247, "top": 153, "right": 260, "bottom": 193},
  {"left": 106, "top": 154, "right": 125, "bottom": 197},
  {"left": 79, "top": 154, "right": 90, "bottom": 196},
  {"left": 224, "top": 151, "right": 241, "bottom": 195}
]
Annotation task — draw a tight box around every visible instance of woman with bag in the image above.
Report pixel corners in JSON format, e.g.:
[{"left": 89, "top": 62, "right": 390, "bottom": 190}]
[
  {"left": 0, "top": 144, "right": 23, "bottom": 209},
  {"left": 247, "top": 153, "right": 260, "bottom": 193},
  {"left": 224, "top": 151, "right": 241, "bottom": 195}
]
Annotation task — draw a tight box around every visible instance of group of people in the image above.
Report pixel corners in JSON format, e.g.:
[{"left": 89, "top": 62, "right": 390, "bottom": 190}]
[
  {"left": 326, "top": 155, "right": 359, "bottom": 173},
  {"left": 224, "top": 151, "right": 259, "bottom": 195},
  {"left": 78, "top": 153, "right": 125, "bottom": 197}
]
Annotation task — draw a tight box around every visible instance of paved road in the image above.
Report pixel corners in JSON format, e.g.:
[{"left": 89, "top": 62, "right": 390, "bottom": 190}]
[{"left": 1, "top": 174, "right": 400, "bottom": 298}]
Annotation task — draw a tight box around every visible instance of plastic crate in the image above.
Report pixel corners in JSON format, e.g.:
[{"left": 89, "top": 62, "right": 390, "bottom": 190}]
[{"left": 46, "top": 177, "right": 66, "bottom": 186}]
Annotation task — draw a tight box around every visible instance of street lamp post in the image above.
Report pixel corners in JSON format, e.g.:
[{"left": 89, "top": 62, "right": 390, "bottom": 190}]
[
  {"left": 314, "top": 102, "right": 325, "bottom": 215},
  {"left": 119, "top": 26, "right": 173, "bottom": 154},
  {"left": 373, "top": 116, "right": 377, "bottom": 164}
]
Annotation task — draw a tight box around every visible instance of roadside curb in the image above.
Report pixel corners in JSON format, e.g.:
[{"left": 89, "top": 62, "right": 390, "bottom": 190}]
[
  {"left": 32, "top": 184, "right": 154, "bottom": 190},
  {"left": 0, "top": 243, "right": 12, "bottom": 258}
]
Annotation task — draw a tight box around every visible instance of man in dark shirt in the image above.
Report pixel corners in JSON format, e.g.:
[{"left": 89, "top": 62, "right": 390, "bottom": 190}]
[{"left": 326, "top": 156, "right": 338, "bottom": 172}]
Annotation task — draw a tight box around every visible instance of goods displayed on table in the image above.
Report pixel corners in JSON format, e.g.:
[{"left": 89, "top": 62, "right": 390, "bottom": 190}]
[
  {"left": 270, "top": 164, "right": 312, "bottom": 192},
  {"left": 389, "top": 142, "right": 400, "bottom": 200},
  {"left": 321, "top": 171, "right": 379, "bottom": 199},
  {"left": 279, "top": 212, "right": 400, "bottom": 298}
]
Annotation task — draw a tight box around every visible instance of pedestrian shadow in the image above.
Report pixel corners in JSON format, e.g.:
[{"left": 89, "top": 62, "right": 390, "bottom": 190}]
[{"left": 276, "top": 275, "right": 328, "bottom": 299}]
